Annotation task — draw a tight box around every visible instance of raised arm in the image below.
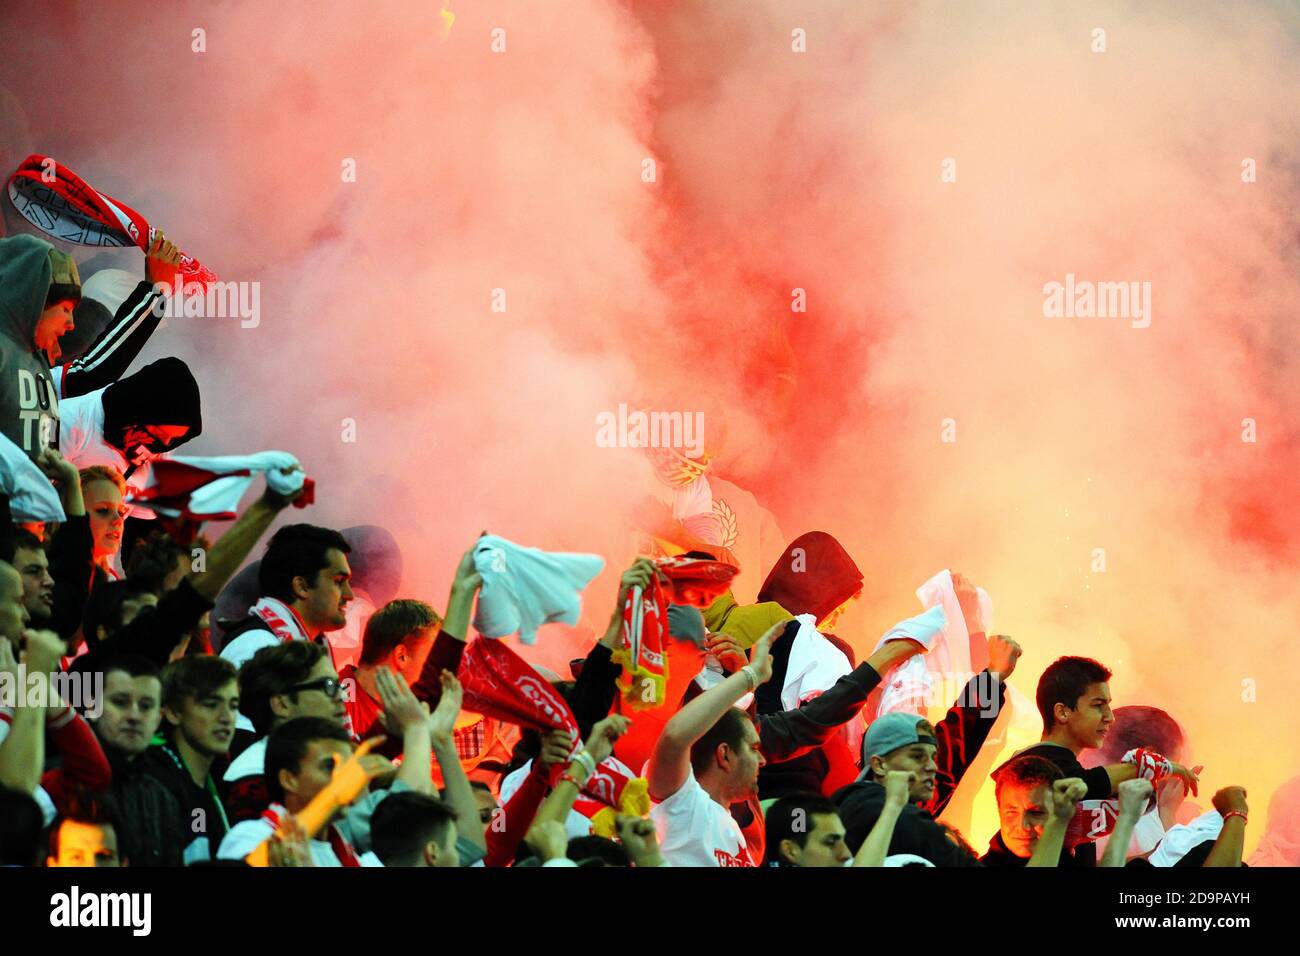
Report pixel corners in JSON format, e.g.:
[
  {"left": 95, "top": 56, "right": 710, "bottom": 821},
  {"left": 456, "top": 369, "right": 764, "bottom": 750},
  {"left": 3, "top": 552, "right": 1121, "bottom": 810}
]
[
  {"left": 1203, "top": 786, "right": 1249, "bottom": 868},
  {"left": 189, "top": 475, "right": 302, "bottom": 602},
  {"left": 58, "top": 236, "right": 180, "bottom": 399},
  {"left": 853, "top": 771, "right": 913, "bottom": 867},
  {"left": 411, "top": 541, "right": 482, "bottom": 705},
  {"left": 1028, "top": 777, "right": 1088, "bottom": 867},
  {"left": 373, "top": 667, "right": 433, "bottom": 796},
  {"left": 0, "top": 630, "right": 63, "bottom": 793},
  {"left": 425, "top": 670, "right": 487, "bottom": 852},
  {"left": 647, "top": 625, "right": 777, "bottom": 801},
  {"left": 1101, "top": 778, "right": 1154, "bottom": 866},
  {"left": 531, "top": 714, "right": 630, "bottom": 831}
]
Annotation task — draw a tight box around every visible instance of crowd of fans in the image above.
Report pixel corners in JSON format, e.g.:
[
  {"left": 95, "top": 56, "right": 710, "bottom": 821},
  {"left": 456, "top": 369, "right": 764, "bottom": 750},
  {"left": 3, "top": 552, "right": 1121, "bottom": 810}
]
[{"left": 0, "top": 222, "right": 1285, "bottom": 872}]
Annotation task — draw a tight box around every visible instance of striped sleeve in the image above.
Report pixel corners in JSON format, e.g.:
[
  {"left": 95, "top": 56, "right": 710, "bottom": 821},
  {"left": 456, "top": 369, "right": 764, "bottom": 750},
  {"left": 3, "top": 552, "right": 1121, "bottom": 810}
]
[{"left": 60, "top": 280, "right": 165, "bottom": 398}]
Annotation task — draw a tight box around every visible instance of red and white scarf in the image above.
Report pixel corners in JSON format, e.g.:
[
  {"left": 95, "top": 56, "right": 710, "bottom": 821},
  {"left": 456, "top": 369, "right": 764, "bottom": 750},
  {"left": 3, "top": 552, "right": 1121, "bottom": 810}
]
[
  {"left": 260, "top": 803, "right": 360, "bottom": 867},
  {"left": 458, "top": 637, "right": 645, "bottom": 815},
  {"left": 6, "top": 154, "right": 216, "bottom": 288}
]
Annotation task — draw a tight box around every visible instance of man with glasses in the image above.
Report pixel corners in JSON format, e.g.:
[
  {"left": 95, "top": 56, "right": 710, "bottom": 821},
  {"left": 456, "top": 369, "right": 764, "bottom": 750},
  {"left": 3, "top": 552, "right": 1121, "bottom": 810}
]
[{"left": 223, "top": 641, "right": 347, "bottom": 823}]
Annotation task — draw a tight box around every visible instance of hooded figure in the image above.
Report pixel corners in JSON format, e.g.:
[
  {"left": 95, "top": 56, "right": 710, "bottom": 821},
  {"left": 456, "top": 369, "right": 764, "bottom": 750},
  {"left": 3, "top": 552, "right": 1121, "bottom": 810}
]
[
  {"left": 752, "top": 531, "right": 866, "bottom": 799},
  {"left": 59, "top": 356, "right": 203, "bottom": 515},
  {"left": 0, "top": 234, "right": 80, "bottom": 458}
]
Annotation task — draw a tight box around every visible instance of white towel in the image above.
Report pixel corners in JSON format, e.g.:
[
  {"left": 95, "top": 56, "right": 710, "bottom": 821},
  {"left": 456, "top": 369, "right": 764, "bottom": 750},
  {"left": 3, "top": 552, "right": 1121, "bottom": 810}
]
[
  {"left": 0, "top": 433, "right": 66, "bottom": 522},
  {"left": 471, "top": 534, "right": 604, "bottom": 645},
  {"left": 872, "top": 605, "right": 946, "bottom": 718},
  {"left": 1148, "top": 810, "right": 1225, "bottom": 867},
  {"left": 915, "top": 568, "right": 992, "bottom": 680},
  {"left": 781, "top": 614, "right": 851, "bottom": 710}
]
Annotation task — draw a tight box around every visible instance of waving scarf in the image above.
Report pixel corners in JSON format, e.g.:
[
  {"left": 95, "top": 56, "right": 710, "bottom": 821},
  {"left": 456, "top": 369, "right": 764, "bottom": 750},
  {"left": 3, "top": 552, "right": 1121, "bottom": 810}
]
[
  {"left": 458, "top": 637, "right": 647, "bottom": 817},
  {"left": 7, "top": 154, "right": 216, "bottom": 287}
]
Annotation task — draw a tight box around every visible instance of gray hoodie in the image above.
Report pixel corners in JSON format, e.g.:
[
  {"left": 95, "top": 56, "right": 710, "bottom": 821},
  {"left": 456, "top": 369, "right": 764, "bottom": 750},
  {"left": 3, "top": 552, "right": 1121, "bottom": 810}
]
[{"left": 0, "top": 234, "right": 65, "bottom": 458}]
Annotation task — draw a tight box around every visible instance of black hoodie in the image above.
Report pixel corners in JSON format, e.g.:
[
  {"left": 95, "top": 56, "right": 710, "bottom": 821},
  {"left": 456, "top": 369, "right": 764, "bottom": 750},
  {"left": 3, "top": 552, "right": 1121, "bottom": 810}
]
[{"left": 100, "top": 356, "right": 202, "bottom": 469}]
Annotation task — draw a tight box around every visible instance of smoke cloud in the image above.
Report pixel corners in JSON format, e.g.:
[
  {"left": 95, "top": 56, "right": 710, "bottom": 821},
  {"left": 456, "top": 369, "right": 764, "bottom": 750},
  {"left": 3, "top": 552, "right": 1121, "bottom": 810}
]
[{"left": 2, "top": 0, "right": 1295, "bottom": 852}]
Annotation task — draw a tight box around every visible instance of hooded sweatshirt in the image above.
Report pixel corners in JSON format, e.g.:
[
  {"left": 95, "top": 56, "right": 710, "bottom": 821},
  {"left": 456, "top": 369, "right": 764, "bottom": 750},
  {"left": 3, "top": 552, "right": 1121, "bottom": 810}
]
[
  {"left": 0, "top": 234, "right": 69, "bottom": 457},
  {"left": 753, "top": 532, "right": 865, "bottom": 798},
  {"left": 757, "top": 531, "right": 864, "bottom": 624},
  {"left": 59, "top": 356, "right": 203, "bottom": 511}
]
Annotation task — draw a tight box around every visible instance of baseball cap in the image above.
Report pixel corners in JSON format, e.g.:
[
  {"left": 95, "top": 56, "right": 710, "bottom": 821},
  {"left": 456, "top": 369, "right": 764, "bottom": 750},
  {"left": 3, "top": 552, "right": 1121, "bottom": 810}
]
[{"left": 863, "top": 712, "right": 938, "bottom": 763}]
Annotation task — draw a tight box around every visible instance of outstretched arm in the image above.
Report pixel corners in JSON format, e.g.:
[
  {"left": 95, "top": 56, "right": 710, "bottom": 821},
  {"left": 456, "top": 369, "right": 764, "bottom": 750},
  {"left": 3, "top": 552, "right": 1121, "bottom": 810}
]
[
  {"left": 58, "top": 235, "right": 181, "bottom": 398},
  {"left": 647, "top": 624, "right": 777, "bottom": 801}
]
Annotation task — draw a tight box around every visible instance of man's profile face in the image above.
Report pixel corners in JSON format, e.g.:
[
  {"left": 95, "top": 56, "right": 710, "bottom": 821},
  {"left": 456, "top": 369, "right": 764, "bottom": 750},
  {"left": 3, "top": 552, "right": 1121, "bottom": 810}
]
[
  {"left": 296, "top": 549, "right": 353, "bottom": 632},
  {"left": 997, "top": 780, "right": 1051, "bottom": 859},
  {"left": 1064, "top": 682, "right": 1114, "bottom": 749},
  {"left": 0, "top": 563, "right": 32, "bottom": 639},
  {"left": 876, "top": 741, "right": 939, "bottom": 803},
  {"left": 34, "top": 299, "right": 76, "bottom": 361},
  {"left": 47, "top": 821, "right": 121, "bottom": 868},
  {"left": 282, "top": 739, "right": 353, "bottom": 809},
  {"left": 786, "top": 812, "right": 852, "bottom": 867},
  {"left": 13, "top": 546, "right": 54, "bottom": 622},
  {"left": 724, "top": 720, "right": 766, "bottom": 800},
  {"left": 96, "top": 670, "right": 163, "bottom": 757},
  {"left": 274, "top": 656, "right": 347, "bottom": 726}
]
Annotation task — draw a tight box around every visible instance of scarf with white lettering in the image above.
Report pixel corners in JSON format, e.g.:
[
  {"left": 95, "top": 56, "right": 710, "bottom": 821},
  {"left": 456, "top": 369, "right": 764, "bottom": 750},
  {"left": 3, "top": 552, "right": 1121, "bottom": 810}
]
[{"left": 6, "top": 154, "right": 216, "bottom": 288}]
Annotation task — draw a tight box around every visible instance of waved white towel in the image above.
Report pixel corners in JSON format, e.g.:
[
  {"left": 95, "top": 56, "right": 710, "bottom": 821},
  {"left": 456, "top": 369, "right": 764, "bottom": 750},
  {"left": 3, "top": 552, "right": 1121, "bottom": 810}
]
[
  {"left": 781, "top": 614, "right": 852, "bottom": 710},
  {"left": 0, "top": 433, "right": 66, "bottom": 522},
  {"left": 872, "top": 605, "right": 946, "bottom": 718},
  {"left": 471, "top": 534, "right": 604, "bottom": 645}
]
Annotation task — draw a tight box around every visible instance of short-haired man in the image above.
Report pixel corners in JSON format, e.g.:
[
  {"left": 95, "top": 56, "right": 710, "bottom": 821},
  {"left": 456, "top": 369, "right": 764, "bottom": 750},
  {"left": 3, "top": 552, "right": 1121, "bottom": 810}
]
[
  {"left": 218, "top": 525, "right": 353, "bottom": 739},
  {"left": 1008, "top": 656, "right": 1199, "bottom": 864},
  {"left": 340, "top": 598, "right": 440, "bottom": 744},
  {"left": 764, "top": 795, "right": 852, "bottom": 867},
  {"left": 224, "top": 640, "right": 347, "bottom": 822},
  {"left": 140, "top": 655, "right": 239, "bottom": 863},
  {"left": 646, "top": 628, "right": 777, "bottom": 867},
  {"left": 89, "top": 655, "right": 186, "bottom": 866},
  {"left": 982, "top": 755, "right": 1092, "bottom": 866},
  {"left": 370, "top": 791, "right": 461, "bottom": 867},
  {"left": 833, "top": 634, "right": 1024, "bottom": 864},
  {"left": 46, "top": 789, "right": 123, "bottom": 867}
]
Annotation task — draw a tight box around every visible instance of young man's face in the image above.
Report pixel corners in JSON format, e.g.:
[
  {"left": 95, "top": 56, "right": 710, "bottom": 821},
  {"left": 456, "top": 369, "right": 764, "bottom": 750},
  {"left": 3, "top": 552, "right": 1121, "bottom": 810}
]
[
  {"left": 166, "top": 678, "right": 239, "bottom": 758},
  {"left": 281, "top": 738, "right": 353, "bottom": 811},
  {"left": 34, "top": 299, "right": 76, "bottom": 362},
  {"left": 96, "top": 670, "right": 163, "bottom": 757},
  {"left": 12, "top": 546, "right": 54, "bottom": 622},
  {"left": 1062, "top": 682, "right": 1114, "bottom": 749},
  {"left": 296, "top": 548, "right": 353, "bottom": 633},
  {"left": 722, "top": 719, "right": 766, "bottom": 802},
  {"left": 875, "top": 742, "right": 939, "bottom": 803},
  {"left": 997, "top": 780, "right": 1051, "bottom": 859},
  {"left": 0, "top": 563, "right": 33, "bottom": 640},
  {"left": 48, "top": 821, "right": 121, "bottom": 868},
  {"left": 83, "top": 479, "right": 128, "bottom": 561},
  {"left": 783, "top": 812, "right": 852, "bottom": 867},
  {"left": 273, "top": 656, "right": 347, "bottom": 727}
]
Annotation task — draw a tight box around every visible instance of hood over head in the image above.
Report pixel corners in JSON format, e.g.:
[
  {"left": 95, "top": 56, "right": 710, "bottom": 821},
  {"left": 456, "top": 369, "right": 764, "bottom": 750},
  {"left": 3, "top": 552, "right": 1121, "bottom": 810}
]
[
  {"left": 101, "top": 356, "right": 203, "bottom": 461},
  {"left": 0, "top": 233, "right": 80, "bottom": 349},
  {"left": 757, "top": 531, "right": 863, "bottom": 624}
]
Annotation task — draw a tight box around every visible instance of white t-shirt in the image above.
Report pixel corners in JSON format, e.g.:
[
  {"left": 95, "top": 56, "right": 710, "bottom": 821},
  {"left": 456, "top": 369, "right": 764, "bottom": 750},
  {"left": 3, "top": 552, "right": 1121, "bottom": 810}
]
[{"left": 649, "top": 769, "right": 755, "bottom": 868}]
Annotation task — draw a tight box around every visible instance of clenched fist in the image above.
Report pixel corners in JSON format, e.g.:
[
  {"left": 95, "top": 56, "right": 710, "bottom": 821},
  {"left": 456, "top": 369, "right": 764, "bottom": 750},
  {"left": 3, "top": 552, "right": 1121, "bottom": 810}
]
[{"left": 987, "top": 634, "right": 1022, "bottom": 681}]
